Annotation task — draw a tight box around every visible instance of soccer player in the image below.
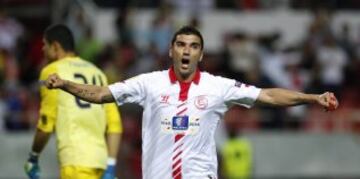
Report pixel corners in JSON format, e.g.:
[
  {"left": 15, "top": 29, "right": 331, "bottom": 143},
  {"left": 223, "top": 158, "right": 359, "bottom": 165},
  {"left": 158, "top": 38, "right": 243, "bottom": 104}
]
[
  {"left": 42, "top": 26, "right": 338, "bottom": 179},
  {"left": 24, "top": 24, "right": 122, "bottom": 179}
]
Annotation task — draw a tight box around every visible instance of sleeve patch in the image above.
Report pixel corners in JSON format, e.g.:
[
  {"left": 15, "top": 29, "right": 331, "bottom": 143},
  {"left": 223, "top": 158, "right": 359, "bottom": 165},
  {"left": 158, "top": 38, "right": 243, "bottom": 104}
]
[
  {"left": 41, "top": 115, "right": 47, "bottom": 125},
  {"left": 235, "top": 81, "right": 242, "bottom": 87}
]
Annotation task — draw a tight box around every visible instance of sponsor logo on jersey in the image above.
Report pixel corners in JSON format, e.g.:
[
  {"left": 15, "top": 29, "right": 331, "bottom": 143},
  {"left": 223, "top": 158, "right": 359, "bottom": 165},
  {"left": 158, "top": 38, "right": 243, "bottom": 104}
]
[
  {"left": 172, "top": 116, "right": 189, "bottom": 130},
  {"left": 161, "top": 116, "right": 200, "bottom": 135},
  {"left": 160, "top": 94, "right": 170, "bottom": 104}
]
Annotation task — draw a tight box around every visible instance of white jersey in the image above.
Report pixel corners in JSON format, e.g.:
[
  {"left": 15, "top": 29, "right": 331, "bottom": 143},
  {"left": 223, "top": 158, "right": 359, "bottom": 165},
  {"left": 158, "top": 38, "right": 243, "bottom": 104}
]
[{"left": 108, "top": 68, "right": 261, "bottom": 179}]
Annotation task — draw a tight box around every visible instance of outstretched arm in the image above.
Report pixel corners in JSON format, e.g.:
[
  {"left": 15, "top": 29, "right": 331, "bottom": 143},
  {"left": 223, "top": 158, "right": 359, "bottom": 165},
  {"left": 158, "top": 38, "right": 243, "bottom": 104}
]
[
  {"left": 44, "top": 74, "right": 115, "bottom": 104},
  {"left": 256, "top": 88, "right": 338, "bottom": 110}
]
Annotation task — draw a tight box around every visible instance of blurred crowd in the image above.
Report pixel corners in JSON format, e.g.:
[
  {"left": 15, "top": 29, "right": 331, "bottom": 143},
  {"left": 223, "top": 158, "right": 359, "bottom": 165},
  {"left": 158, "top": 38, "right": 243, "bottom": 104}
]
[{"left": 1, "top": 0, "right": 360, "bottom": 178}]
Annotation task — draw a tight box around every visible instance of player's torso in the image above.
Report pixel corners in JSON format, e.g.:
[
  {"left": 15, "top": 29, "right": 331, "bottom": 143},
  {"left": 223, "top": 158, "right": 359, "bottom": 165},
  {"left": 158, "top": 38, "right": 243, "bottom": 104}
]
[
  {"left": 147, "top": 83, "right": 222, "bottom": 136},
  {"left": 141, "top": 72, "right": 225, "bottom": 178},
  {"left": 49, "top": 57, "right": 108, "bottom": 167},
  {"left": 54, "top": 58, "right": 107, "bottom": 134}
]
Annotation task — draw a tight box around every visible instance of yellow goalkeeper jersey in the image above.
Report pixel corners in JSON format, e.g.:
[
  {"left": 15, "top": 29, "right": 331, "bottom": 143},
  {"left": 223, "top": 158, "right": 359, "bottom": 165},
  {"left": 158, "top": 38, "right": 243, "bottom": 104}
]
[{"left": 37, "top": 56, "right": 122, "bottom": 169}]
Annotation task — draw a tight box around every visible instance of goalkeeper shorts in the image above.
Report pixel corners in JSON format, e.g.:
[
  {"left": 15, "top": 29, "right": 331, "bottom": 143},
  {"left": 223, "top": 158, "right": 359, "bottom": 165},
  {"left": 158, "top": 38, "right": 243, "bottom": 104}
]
[{"left": 60, "top": 165, "right": 104, "bottom": 179}]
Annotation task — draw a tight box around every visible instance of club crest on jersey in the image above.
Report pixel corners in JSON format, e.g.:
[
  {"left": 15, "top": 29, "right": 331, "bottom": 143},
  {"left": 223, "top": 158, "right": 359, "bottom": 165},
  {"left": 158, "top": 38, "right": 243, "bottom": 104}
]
[
  {"left": 194, "top": 95, "right": 208, "bottom": 110},
  {"left": 172, "top": 116, "right": 189, "bottom": 130}
]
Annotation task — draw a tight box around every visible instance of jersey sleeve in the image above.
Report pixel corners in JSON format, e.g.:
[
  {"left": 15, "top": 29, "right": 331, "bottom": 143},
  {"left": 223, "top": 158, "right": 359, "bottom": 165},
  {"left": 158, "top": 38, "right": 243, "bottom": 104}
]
[
  {"left": 104, "top": 103, "right": 122, "bottom": 133},
  {"left": 100, "top": 71, "right": 123, "bottom": 134},
  {"left": 108, "top": 74, "right": 146, "bottom": 106},
  {"left": 219, "top": 76, "right": 261, "bottom": 108},
  {"left": 37, "top": 65, "right": 58, "bottom": 132}
]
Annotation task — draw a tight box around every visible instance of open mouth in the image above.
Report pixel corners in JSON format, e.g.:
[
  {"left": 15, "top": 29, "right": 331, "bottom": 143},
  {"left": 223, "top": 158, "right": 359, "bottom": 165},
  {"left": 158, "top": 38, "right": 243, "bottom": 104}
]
[
  {"left": 181, "top": 58, "right": 190, "bottom": 69},
  {"left": 181, "top": 58, "right": 190, "bottom": 65}
]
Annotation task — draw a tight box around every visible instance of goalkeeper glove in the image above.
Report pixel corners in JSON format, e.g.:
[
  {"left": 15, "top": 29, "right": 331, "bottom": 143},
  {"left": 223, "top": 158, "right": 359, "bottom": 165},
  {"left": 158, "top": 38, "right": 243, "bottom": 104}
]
[
  {"left": 24, "top": 152, "right": 40, "bottom": 179},
  {"left": 101, "top": 158, "right": 116, "bottom": 179}
]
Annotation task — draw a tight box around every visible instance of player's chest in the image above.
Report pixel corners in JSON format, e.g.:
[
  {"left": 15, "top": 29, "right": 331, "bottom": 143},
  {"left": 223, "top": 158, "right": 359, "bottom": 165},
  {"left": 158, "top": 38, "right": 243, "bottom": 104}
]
[
  {"left": 147, "top": 84, "right": 220, "bottom": 112},
  {"left": 146, "top": 85, "right": 221, "bottom": 135}
]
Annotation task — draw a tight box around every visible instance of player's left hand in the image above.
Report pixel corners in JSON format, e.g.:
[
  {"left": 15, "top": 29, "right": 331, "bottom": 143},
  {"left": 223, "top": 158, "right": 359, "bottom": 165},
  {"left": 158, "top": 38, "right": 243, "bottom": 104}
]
[
  {"left": 318, "top": 92, "right": 339, "bottom": 111},
  {"left": 101, "top": 164, "right": 117, "bottom": 179},
  {"left": 24, "top": 153, "right": 40, "bottom": 179}
]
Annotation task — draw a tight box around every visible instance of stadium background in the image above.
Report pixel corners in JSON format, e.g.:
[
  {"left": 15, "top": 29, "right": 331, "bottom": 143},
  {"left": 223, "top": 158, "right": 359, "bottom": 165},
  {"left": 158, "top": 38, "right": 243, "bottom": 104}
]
[{"left": 1, "top": 0, "right": 360, "bottom": 178}]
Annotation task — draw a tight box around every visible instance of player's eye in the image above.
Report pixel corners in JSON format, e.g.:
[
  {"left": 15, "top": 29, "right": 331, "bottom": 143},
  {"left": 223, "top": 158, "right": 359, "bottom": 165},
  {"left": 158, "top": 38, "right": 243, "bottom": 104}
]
[
  {"left": 191, "top": 43, "right": 200, "bottom": 49},
  {"left": 176, "top": 41, "right": 185, "bottom": 47}
]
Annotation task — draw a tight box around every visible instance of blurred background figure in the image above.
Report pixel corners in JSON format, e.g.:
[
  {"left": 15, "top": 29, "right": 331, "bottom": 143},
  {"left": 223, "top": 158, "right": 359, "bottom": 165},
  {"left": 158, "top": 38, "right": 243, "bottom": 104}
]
[
  {"left": 76, "top": 27, "right": 103, "bottom": 63},
  {"left": 315, "top": 33, "right": 348, "bottom": 97},
  {"left": 0, "top": 7, "right": 24, "bottom": 55},
  {"left": 220, "top": 115, "right": 253, "bottom": 179}
]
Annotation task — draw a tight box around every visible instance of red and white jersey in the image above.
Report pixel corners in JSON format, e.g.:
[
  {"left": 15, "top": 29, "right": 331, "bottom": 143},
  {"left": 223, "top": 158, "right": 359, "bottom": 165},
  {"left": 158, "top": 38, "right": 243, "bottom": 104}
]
[{"left": 108, "top": 67, "right": 261, "bottom": 179}]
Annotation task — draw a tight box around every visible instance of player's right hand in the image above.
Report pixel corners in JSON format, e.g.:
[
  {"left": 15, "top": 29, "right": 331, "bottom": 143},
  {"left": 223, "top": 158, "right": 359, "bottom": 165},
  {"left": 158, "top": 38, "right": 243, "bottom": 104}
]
[
  {"left": 318, "top": 92, "right": 339, "bottom": 111},
  {"left": 24, "top": 153, "right": 40, "bottom": 179},
  {"left": 45, "top": 73, "right": 66, "bottom": 89}
]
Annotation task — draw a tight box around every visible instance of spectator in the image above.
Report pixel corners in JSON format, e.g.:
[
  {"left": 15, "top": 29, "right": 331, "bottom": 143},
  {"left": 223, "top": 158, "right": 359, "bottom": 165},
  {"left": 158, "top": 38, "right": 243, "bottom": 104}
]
[
  {"left": 0, "top": 8, "right": 24, "bottom": 55},
  {"left": 316, "top": 34, "right": 348, "bottom": 97}
]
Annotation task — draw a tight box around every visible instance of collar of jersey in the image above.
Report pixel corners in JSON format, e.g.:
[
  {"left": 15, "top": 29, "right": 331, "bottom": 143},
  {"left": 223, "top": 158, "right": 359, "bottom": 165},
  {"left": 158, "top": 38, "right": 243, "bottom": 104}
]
[{"left": 168, "top": 66, "right": 201, "bottom": 85}]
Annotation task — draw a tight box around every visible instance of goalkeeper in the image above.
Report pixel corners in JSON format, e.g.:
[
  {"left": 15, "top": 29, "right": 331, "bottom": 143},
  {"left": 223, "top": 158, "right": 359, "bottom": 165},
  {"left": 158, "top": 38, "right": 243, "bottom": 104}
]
[{"left": 24, "top": 24, "right": 122, "bottom": 179}]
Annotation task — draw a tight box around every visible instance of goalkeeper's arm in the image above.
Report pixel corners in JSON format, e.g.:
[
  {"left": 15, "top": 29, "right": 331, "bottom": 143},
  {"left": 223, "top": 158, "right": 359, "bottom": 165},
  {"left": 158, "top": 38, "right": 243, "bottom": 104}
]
[
  {"left": 31, "top": 129, "right": 52, "bottom": 154},
  {"left": 25, "top": 129, "right": 51, "bottom": 179},
  {"left": 102, "top": 133, "right": 121, "bottom": 179}
]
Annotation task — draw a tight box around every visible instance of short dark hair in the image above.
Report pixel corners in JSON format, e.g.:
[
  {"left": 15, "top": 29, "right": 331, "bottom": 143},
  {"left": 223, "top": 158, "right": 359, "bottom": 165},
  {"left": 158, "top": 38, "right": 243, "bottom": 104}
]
[
  {"left": 171, "top": 26, "right": 204, "bottom": 50},
  {"left": 44, "top": 24, "right": 75, "bottom": 52}
]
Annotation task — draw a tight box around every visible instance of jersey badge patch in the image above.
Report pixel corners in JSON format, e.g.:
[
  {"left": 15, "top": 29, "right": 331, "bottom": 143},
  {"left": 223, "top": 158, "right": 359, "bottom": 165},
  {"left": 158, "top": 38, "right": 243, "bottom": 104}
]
[
  {"left": 194, "top": 95, "right": 208, "bottom": 110},
  {"left": 172, "top": 116, "right": 189, "bottom": 130},
  {"left": 235, "top": 81, "right": 242, "bottom": 87},
  {"left": 161, "top": 116, "right": 200, "bottom": 135},
  {"left": 235, "top": 81, "right": 250, "bottom": 88}
]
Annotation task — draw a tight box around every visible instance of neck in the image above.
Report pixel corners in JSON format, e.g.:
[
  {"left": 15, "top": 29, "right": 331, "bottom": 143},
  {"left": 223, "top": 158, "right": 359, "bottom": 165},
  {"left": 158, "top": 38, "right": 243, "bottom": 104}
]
[{"left": 57, "top": 51, "right": 75, "bottom": 60}]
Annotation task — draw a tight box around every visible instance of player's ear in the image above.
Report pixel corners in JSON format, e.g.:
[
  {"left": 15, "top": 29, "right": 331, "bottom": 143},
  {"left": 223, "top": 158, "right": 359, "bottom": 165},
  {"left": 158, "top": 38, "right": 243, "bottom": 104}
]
[
  {"left": 199, "top": 52, "right": 203, "bottom": 62},
  {"left": 169, "top": 47, "right": 173, "bottom": 58},
  {"left": 53, "top": 41, "right": 62, "bottom": 52}
]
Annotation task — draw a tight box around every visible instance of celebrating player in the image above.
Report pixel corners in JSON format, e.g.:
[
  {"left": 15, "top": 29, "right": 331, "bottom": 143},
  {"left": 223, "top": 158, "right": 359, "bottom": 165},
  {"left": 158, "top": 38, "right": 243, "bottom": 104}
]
[
  {"left": 42, "top": 26, "right": 338, "bottom": 179},
  {"left": 24, "top": 24, "right": 122, "bottom": 179}
]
